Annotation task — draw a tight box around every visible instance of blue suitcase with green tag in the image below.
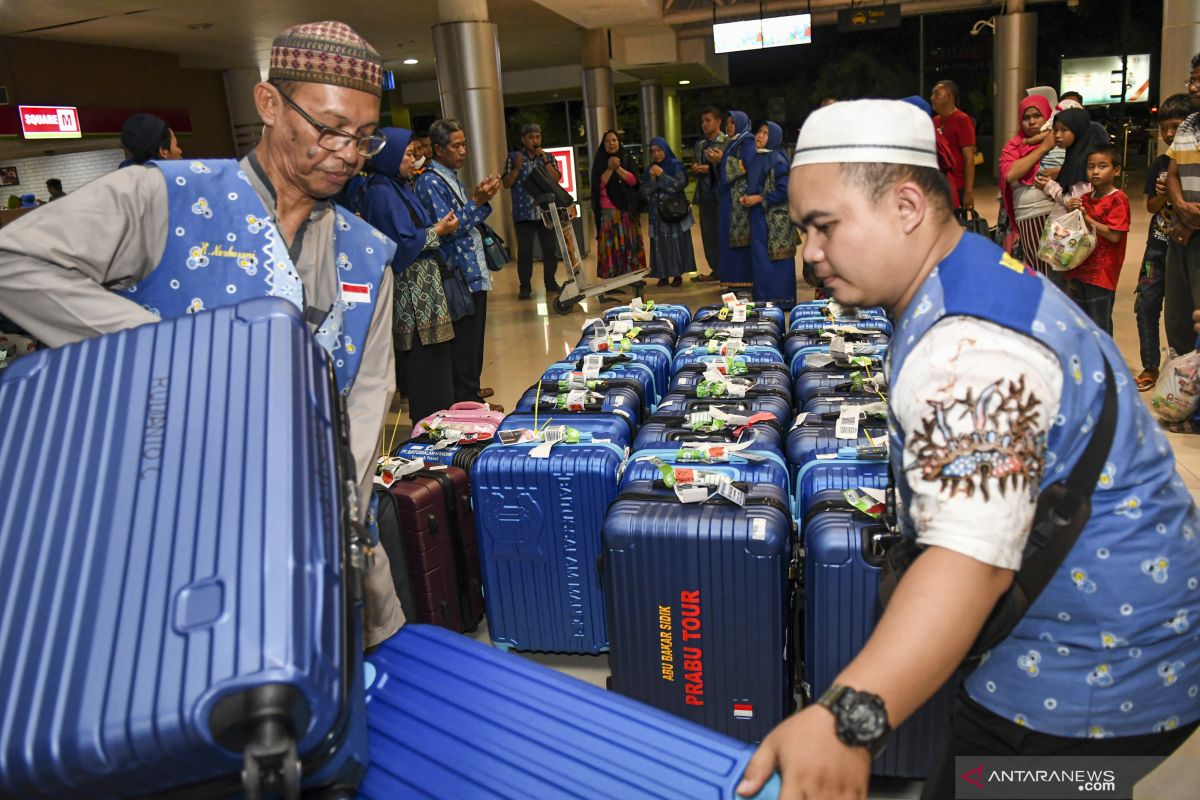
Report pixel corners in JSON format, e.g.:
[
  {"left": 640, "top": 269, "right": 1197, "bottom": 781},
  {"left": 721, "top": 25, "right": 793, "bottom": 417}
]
[
  {"left": 514, "top": 384, "right": 643, "bottom": 437},
  {"left": 683, "top": 318, "right": 783, "bottom": 341},
  {"left": 695, "top": 302, "right": 786, "bottom": 329},
  {"left": 671, "top": 366, "right": 792, "bottom": 401},
  {"left": 497, "top": 412, "right": 632, "bottom": 449},
  {"left": 789, "top": 345, "right": 887, "bottom": 379},
  {"left": 803, "top": 490, "right": 955, "bottom": 778},
  {"left": 541, "top": 359, "right": 659, "bottom": 408},
  {"left": 605, "top": 302, "right": 693, "bottom": 332},
  {"left": 653, "top": 392, "right": 793, "bottom": 430},
  {"left": 793, "top": 368, "right": 886, "bottom": 407},
  {"left": 620, "top": 447, "right": 790, "bottom": 494},
  {"left": 673, "top": 344, "right": 785, "bottom": 374},
  {"left": 357, "top": 624, "right": 781, "bottom": 799},
  {"left": 472, "top": 435, "right": 627, "bottom": 653},
  {"left": 789, "top": 301, "right": 886, "bottom": 322},
  {"left": 783, "top": 329, "right": 890, "bottom": 361},
  {"left": 677, "top": 332, "right": 780, "bottom": 351},
  {"left": 568, "top": 345, "right": 672, "bottom": 404},
  {"left": 788, "top": 315, "right": 894, "bottom": 337},
  {"left": 632, "top": 419, "right": 784, "bottom": 455},
  {"left": 602, "top": 480, "right": 796, "bottom": 742}
]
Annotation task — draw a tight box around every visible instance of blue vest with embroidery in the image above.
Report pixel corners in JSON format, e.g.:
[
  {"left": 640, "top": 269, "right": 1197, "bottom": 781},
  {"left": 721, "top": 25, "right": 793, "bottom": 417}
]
[
  {"left": 887, "top": 233, "right": 1200, "bottom": 738},
  {"left": 120, "top": 159, "right": 395, "bottom": 394}
]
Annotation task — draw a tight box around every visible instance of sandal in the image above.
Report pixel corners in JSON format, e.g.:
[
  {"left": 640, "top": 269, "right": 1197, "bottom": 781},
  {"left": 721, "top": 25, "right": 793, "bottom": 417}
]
[{"left": 1135, "top": 369, "right": 1158, "bottom": 392}]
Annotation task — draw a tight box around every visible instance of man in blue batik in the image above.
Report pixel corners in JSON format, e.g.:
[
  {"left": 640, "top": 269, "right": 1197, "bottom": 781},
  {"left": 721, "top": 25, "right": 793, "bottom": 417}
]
[
  {"left": 738, "top": 100, "right": 1200, "bottom": 800},
  {"left": 0, "top": 21, "right": 406, "bottom": 648},
  {"left": 415, "top": 118, "right": 501, "bottom": 404},
  {"left": 503, "top": 123, "right": 561, "bottom": 300}
]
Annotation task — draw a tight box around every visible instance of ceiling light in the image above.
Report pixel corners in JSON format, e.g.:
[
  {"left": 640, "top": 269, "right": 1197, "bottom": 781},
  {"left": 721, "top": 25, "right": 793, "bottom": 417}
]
[
  {"left": 679, "top": 80, "right": 691, "bottom": 85},
  {"left": 403, "top": 58, "right": 419, "bottom": 65}
]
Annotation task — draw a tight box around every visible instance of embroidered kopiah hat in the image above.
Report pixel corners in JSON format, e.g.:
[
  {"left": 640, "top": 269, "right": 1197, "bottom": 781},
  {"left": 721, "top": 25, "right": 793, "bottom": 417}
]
[
  {"left": 269, "top": 21, "right": 382, "bottom": 97},
  {"left": 792, "top": 99, "right": 939, "bottom": 170}
]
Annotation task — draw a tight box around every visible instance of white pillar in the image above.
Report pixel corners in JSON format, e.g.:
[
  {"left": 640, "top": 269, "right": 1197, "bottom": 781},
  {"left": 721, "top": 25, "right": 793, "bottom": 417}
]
[
  {"left": 582, "top": 28, "right": 616, "bottom": 163},
  {"left": 433, "top": 0, "right": 513, "bottom": 244}
]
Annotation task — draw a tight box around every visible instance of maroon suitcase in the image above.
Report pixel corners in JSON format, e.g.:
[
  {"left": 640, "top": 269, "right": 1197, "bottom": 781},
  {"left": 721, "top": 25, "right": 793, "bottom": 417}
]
[{"left": 386, "top": 466, "right": 484, "bottom": 632}]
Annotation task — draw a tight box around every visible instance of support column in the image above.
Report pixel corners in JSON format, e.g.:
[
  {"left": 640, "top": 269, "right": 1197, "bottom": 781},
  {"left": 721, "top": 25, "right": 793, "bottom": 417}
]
[
  {"left": 640, "top": 79, "right": 664, "bottom": 160},
  {"left": 433, "top": 0, "right": 512, "bottom": 244},
  {"left": 1162, "top": 0, "right": 1200, "bottom": 151},
  {"left": 223, "top": 67, "right": 265, "bottom": 158},
  {"left": 582, "top": 28, "right": 616, "bottom": 164},
  {"left": 664, "top": 86, "right": 682, "bottom": 158},
  {"left": 992, "top": 9, "right": 1037, "bottom": 179}
]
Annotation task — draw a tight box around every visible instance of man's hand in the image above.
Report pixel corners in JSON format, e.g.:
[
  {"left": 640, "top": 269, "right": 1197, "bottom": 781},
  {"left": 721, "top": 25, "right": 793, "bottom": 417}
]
[
  {"left": 705, "top": 146, "right": 723, "bottom": 165},
  {"left": 649, "top": 164, "right": 664, "bottom": 178},
  {"left": 1176, "top": 201, "right": 1200, "bottom": 228},
  {"left": 434, "top": 210, "right": 459, "bottom": 237},
  {"left": 962, "top": 188, "right": 975, "bottom": 210},
  {"left": 1156, "top": 173, "right": 1168, "bottom": 197},
  {"left": 736, "top": 706, "right": 870, "bottom": 800},
  {"left": 472, "top": 175, "right": 501, "bottom": 205},
  {"left": 511, "top": 151, "right": 526, "bottom": 171}
]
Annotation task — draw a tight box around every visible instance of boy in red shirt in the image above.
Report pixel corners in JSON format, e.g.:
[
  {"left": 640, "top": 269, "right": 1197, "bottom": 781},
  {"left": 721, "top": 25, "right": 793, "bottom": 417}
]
[{"left": 1063, "top": 144, "right": 1130, "bottom": 335}]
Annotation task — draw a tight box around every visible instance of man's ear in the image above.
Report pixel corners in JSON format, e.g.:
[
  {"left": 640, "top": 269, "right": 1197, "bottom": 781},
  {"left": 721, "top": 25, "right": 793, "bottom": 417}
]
[
  {"left": 254, "top": 82, "right": 280, "bottom": 128},
  {"left": 893, "top": 181, "right": 928, "bottom": 235}
]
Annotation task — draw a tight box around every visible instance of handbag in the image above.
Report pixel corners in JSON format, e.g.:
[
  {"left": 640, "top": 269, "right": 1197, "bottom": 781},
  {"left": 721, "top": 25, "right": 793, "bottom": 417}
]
[
  {"left": 437, "top": 254, "right": 476, "bottom": 322},
  {"left": 478, "top": 221, "right": 510, "bottom": 271},
  {"left": 658, "top": 193, "right": 689, "bottom": 224},
  {"left": 1170, "top": 218, "right": 1197, "bottom": 246},
  {"left": 956, "top": 207, "right": 990, "bottom": 237},
  {"left": 878, "top": 358, "right": 1117, "bottom": 667}
]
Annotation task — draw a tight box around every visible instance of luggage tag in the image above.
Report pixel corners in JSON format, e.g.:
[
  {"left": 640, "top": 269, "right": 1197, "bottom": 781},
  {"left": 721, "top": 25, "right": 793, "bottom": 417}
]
[
  {"left": 844, "top": 488, "right": 886, "bottom": 518},
  {"left": 829, "top": 335, "right": 849, "bottom": 360},
  {"left": 499, "top": 429, "right": 537, "bottom": 445},
  {"left": 721, "top": 291, "right": 739, "bottom": 306},
  {"left": 581, "top": 353, "right": 605, "bottom": 378},
  {"left": 709, "top": 406, "right": 775, "bottom": 437},
  {"left": 560, "top": 371, "right": 591, "bottom": 391},
  {"left": 705, "top": 326, "right": 745, "bottom": 341},
  {"left": 582, "top": 317, "right": 609, "bottom": 338},
  {"left": 791, "top": 412, "right": 810, "bottom": 429},
  {"left": 805, "top": 352, "right": 834, "bottom": 369},
  {"left": 610, "top": 319, "right": 634, "bottom": 335},
  {"left": 374, "top": 455, "right": 425, "bottom": 487},
  {"left": 529, "top": 425, "right": 585, "bottom": 459},
  {"left": 714, "top": 477, "right": 747, "bottom": 507},
  {"left": 731, "top": 303, "right": 748, "bottom": 323},
  {"left": 835, "top": 407, "right": 860, "bottom": 440},
  {"left": 724, "top": 355, "right": 748, "bottom": 376}
]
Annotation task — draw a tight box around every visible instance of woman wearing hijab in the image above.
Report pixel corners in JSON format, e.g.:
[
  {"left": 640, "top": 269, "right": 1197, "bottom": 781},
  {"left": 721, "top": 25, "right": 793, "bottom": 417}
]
[
  {"left": 589, "top": 129, "right": 646, "bottom": 280},
  {"left": 742, "top": 121, "right": 799, "bottom": 307},
  {"left": 717, "top": 110, "right": 754, "bottom": 287},
  {"left": 357, "top": 127, "right": 460, "bottom": 424},
  {"left": 999, "top": 94, "right": 1057, "bottom": 273},
  {"left": 1035, "top": 108, "right": 1111, "bottom": 203},
  {"left": 640, "top": 136, "right": 696, "bottom": 287}
]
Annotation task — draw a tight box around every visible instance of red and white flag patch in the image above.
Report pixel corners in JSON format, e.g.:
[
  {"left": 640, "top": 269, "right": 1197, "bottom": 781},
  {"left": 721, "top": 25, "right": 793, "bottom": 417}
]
[
  {"left": 733, "top": 703, "right": 754, "bottom": 720},
  {"left": 341, "top": 282, "right": 372, "bottom": 303}
]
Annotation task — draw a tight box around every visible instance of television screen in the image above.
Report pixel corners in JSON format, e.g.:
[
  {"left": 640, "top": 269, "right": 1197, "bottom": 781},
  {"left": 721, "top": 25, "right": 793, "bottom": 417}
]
[
  {"left": 714, "top": 13, "right": 811, "bottom": 54},
  {"left": 1061, "top": 54, "right": 1151, "bottom": 105}
]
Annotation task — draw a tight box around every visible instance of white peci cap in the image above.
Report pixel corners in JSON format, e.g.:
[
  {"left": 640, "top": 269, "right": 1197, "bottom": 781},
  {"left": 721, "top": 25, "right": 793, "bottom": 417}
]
[{"left": 792, "top": 99, "right": 939, "bottom": 170}]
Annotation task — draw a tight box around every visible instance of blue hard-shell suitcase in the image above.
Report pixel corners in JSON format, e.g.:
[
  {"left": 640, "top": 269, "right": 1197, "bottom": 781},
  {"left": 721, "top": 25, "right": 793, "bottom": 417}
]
[
  {"left": 603, "top": 480, "right": 795, "bottom": 742},
  {"left": 578, "top": 329, "right": 676, "bottom": 352},
  {"left": 789, "top": 346, "right": 887, "bottom": 379},
  {"left": 541, "top": 359, "right": 659, "bottom": 408},
  {"left": 671, "top": 366, "right": 792, "bottom": 401},
  {"left": 785, "top": 419, "right": 889, "bottom": 475},
  {"left": 802, "top": 491, "right": 955, "bottom": 777},
  {"left": 605, "top": 302, "right": 693, "bottom": 332},
  {"left": 654, "top": 392, "right": 793, "bottom": 431},
  {"left": 514, "top": 384, "right": 642, "bottom": 438},
  {"left": 793, "top": 368, "right": 886, "bottom": 407},
  {"left": 0, "top": 298, "right": 367, "bottom": 799},
  {"left": 498, "top": 411, "right": 633, "bottom": 449},
  {"left": 568, "top": 345, "right": 673, "bottom": 404},
  {"left": 789, "top": 301, "right": 886, "bottom": 322},
  {"left": 788, "top": 315, "right": 894, "bottom": 337},
  {"left": 672, "top": 345, "right": 785, "bottom": 374},
  {"left": 782, "top": 329, "right": 890, "bottom": 361},
  {"left": 472, "top": 438, "right": 626, "bottom": 653},
  {"left": 793, "top": 450, "right": 889, "bottom": 523},
  {"left": 683, "top": 319, "right": 783, "bottom": 341},
  {"left": 694, "top": 303, "right": 786, "bottom": 329},
  {"left": 677, "top": 332, "right": 781, "bottom": 351},
  {"left": 584, "top": 316, "right": 677, "bottom": 338},
  {"left": 632, "top": 420, "right": 784, "bottom": 456},
  {"left": 800, "top": 393, "right": 889, "bottom": 420},
  {"left": 357, "top": 624, "right": 781, "bottom": 799},
  {"left": 620, "top": 448, "right": 791, "bottom": 495}
]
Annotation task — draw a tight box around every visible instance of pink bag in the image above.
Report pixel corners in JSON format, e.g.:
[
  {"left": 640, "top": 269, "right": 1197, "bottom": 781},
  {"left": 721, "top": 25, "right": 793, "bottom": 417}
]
[{"left": 415, "top": 401, "right": 505, "bottom": 441}]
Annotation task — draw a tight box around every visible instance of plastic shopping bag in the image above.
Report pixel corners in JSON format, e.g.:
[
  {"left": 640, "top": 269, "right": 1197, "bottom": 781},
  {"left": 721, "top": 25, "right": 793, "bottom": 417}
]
[
  {"left": 1036, "top": 209, "right": 1097, "bottom": 272},
  {"left": 1150, "top": 349, "right": 1200, "bottom": 422}
]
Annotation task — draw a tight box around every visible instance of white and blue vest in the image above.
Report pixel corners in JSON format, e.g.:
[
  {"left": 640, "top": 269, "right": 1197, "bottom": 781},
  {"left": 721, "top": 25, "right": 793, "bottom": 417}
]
[
  {"left": 120, "top": 159, "right": 395, "bottom": 394},
  {"left": 888, "top": 233, "right": 1200, "bottom": 738}
]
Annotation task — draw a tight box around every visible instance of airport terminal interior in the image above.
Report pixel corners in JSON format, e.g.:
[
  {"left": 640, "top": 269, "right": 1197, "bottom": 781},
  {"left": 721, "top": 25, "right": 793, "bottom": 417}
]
[{"left": 2, "top": 0, "right": 1200, "bottom": 798}]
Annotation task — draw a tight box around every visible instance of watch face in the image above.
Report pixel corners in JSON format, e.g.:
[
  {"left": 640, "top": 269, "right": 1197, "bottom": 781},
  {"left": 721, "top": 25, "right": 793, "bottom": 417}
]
[{"left": 843, "top": 695, "right": 888, "bottom": 742}]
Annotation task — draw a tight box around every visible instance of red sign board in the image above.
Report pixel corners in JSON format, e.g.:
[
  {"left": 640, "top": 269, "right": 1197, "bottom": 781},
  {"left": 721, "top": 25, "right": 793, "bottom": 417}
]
[
  {"left": 18, "top": 105, "right": 82, "bottom": 140},
  {"left": 545, "top": 146, "right": 577, "bottom": 201}
]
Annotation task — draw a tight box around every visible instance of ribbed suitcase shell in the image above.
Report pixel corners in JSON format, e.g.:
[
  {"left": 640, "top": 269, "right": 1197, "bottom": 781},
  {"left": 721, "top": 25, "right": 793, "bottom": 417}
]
[
  {"left": 683, "top": 319, "right": 783, "bottom": 340},
  {"left": 787, "top": 315, "right": 894, "bottom": 337},
  {"left": 694, "top": 303, "right": 786, "bottom": 329},
  {"left": 801, "top": 394, "right": 888, "bottom": 419},
  {"left": 633, "top": 421, "right": 784, "bottom": 456},
  {"left": 0, "top": 298, "right": 363, "bottom": 798},
  {"left": 542, "top": 360, "right": 660, "bottom": 406},
  {"left": 654, "top": 393, "right": 793, "bottom": 430},
  {"left": 782, "top": 330, "right": 890, "bottom": 361},
  {"left": 793, "top": 456, "right": 889, "bottom": 521},
  {"left": 603, "top": 481, "right": 794, "bottom": 742},
  {"left": 567, "top": 345, "right": 673, "bottom": 405},
  {"left": 677, "top": 333, "right": 781, "bottom": 351},
  {"left": 803, "top": 494, "right": 954, "bottom": 778},
  {"left": 358, "top": 624, "right": 781, "bottom": 800},
  {"left": 672, "top": 345, "right": 785, "bottom": 374},
  {"left": 789, "top": 302, "right": 886, "bottom": 322},
  {"left": 473, "top": 440, "right": 626, "bottom": 653},
  {"left": 497, "top": 412, "right": 633, "bottom": 449},
  {"left": 785, "top": 421, "right": 889, "bottom": 476},
  {"left": 788, "top": 347, "right": 887, "bottom": 379},
  {"left": 583, "top": 317, "right": 677, "bottom": 341},
  {"left": 604, "top": 303, "right": 693, "bottom": 332},
  {"left": 620, "top": 449, "right": 791, "bottom": 494},
  {"left": 578, "top": 330, "right": 676, "bottom": 352},
  {"left": 792, "top": 368, "right": 885, "bottom": 407},
  {"left": 671, "top": 365, "right": 791, "bottom": 399},
  {"left": 515, "top": 384, "right": 642, "bottom": 434}
]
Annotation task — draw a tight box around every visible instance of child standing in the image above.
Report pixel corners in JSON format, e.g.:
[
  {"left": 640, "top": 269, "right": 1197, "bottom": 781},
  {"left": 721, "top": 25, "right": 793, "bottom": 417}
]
[
  {"left": 1135, "top": 94, "right": 1192, "bottom": 390},
  {"left": 1062, "top": 145, "right": 1130, "bottom": 334}
]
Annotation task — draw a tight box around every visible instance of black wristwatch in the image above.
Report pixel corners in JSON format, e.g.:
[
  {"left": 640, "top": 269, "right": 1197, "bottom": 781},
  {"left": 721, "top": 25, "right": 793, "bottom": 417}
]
[{"left": 816, "top": 685, "right": 892, "bottom": 758}]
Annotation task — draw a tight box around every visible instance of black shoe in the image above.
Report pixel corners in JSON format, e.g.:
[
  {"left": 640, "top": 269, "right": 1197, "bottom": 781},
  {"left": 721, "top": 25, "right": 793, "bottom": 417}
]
[
  {"left": 671, "top": 276, "right": 682, "bottom": 287},
  {"left": 546, "top": 283, "right": 562, "bottom": 294},
  {"left": 656, "top": 278, "right": 669, "bottom": 287},
  {"left": 518, "top": 289, "right": 531, "bottom": 300}
]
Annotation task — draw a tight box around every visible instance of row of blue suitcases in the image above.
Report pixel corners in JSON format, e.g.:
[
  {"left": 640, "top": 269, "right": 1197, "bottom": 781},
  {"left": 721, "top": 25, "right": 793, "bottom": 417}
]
[
  {"left": 0, "top": 298, "right": 783, "bottom": 799},
  {"left": 0, "top": 296, "right": 950, "bottom": 797}
]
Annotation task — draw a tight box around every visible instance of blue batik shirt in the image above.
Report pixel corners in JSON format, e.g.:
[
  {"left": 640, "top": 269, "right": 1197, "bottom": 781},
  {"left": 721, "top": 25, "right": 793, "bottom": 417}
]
[
  {"left": 504, "top": 149, "right": 557, "bottom": 223},
  {"left": 886, "top": 233, "right": 1200, "bottom": 738},
  {"left": 415, "top": 160, "right": 492, "bottom": 292}
]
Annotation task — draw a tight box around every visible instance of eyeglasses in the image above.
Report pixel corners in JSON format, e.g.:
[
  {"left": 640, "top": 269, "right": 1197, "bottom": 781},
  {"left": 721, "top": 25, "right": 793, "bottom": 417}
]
[{"left": 271, "top": 82, "right": 387, "bottom": 157}]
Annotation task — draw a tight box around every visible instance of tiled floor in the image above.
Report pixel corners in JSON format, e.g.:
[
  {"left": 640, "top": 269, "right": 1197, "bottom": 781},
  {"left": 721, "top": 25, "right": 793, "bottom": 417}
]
[{"left": 388, "top": 173, "right": 1196, "bottom": 799}]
